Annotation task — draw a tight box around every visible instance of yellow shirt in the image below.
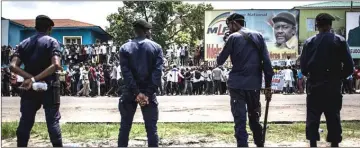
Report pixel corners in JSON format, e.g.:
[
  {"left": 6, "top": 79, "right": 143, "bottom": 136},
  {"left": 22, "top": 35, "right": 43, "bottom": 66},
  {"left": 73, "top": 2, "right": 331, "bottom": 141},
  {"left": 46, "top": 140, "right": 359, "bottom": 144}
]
[
  {"left": 59, "top": 71, "right": 66, "bottom": 82},
  {"left": 285, "top": 36, "right": 298, "bottom": 50}
]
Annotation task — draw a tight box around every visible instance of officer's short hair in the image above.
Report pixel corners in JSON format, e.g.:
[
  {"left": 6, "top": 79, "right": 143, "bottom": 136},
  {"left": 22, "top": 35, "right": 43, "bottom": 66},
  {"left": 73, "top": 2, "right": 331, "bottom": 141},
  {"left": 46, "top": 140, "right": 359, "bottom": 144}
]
[
  {"left": 315, "top": 13, "right": 335, "bottom": 27},
  {"left": 226, "top": 13, "right": 245, "bottom": 26},
  {"left": 35, "top": 15, "right": 54, "bottom": 32},
  {"left": 133, "top": 19, "right": 152, "bottom": 31}
]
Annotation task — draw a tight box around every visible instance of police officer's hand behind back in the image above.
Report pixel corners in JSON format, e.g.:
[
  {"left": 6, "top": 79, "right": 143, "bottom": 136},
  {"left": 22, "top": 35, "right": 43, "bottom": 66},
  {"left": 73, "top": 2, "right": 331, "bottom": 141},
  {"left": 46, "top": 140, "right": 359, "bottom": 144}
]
[
  {"left": 19, "top": 79, "right": 33, "bottom": 90},
  {"left": 264, "top": 87, "right": 272, "bottom": 102},
  {"left": 136, "top": 93, "right": 149, "bottom": 107}
]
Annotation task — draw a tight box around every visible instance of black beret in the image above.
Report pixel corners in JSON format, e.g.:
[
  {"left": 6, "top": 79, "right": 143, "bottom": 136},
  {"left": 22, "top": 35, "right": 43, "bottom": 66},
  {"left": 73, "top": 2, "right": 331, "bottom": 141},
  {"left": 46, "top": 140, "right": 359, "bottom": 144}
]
[
  {"left": 133, "top": 19, "right": 152, "bottom": 29},
  {"left": 35, "top": 15, "right": 54, "bottom": 26},
  {"left": 226, "top": 13, "right": 245, "bottom": 24},
  {"left": 315, "top": 13, "right": 335, "bottom": 22},
  {"left": 272, "top": 12, "right": 296, "bottom": 26}
]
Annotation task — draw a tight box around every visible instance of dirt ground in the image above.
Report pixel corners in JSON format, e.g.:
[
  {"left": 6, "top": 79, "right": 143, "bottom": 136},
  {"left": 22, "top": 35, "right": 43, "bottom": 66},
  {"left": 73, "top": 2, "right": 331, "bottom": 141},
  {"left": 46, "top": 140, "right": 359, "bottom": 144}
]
[
  {"left": 2, "top": 135, "right": 360, "bottom": 147},
  {"left": 2, "top": 94, "right": 360, "bottom": 123}
]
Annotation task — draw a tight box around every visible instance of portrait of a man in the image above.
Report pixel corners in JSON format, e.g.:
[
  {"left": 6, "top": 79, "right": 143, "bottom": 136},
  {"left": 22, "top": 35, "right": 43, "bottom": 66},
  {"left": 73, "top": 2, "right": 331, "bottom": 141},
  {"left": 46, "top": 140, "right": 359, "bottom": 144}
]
[
  {"left": 348, "top": 15, "right": 360, "bottom": 47},
  {"left": 272, "top": 12, "right": 298, "bottom": 50}
]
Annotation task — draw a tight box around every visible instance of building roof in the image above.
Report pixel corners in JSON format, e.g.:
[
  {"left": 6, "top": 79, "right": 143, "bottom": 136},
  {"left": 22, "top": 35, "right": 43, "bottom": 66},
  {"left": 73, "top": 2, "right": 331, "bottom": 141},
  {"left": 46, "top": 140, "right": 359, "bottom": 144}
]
[
  {"left": 295, "top": 1, "right": 360, "bottom": 9},
  {"left": 11, "top": 19, "right": 97, "bottom": 28},
  {"left": 7, "top": 18, "right": 112, "bottom": 39}
]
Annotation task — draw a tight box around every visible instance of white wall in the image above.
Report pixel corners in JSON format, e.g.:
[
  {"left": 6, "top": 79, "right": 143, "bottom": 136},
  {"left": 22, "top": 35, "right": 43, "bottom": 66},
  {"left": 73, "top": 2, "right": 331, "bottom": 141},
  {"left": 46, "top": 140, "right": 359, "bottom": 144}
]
[{"left": 1, "top": 19, "right": 9, "bottom": 46}]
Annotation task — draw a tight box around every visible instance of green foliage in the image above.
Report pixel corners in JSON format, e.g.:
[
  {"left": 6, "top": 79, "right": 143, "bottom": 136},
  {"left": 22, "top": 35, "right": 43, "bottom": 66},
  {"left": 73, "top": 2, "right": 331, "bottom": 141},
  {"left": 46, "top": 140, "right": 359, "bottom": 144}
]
[{"left": 106, "top": 2, "right": 213, "bottom": 51}]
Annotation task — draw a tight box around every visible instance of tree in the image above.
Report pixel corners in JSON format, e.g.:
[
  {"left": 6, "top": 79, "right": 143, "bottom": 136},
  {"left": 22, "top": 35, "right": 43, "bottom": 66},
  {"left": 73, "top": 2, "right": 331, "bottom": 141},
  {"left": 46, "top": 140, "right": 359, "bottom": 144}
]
[{"left": 106, "top": 1, "right": 213, "bottom": 51}]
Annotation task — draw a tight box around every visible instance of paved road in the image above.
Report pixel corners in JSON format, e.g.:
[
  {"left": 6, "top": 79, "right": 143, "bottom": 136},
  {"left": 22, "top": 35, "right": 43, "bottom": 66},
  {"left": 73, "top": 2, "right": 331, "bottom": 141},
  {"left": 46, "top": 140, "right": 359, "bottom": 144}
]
[{"left": 2, "top": 94, "right": 360, "bottom": 123}]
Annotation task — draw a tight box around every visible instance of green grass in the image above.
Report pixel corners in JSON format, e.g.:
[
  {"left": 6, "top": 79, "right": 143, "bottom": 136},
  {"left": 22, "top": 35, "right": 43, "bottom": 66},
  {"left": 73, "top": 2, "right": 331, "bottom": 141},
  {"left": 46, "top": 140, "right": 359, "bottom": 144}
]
[{"left": 2, "top": 122, "right": 360, "bottom": 142}]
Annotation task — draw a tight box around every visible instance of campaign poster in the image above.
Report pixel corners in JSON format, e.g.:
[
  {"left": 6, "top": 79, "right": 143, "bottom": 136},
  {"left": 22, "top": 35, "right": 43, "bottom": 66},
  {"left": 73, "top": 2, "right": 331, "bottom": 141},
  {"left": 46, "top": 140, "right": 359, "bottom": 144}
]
[
  {"left": 346, "top": 12, "right": 360, "bottom": 59},
  {"left": 204, "top": 10, "right": 299, "bottom": 62},
  {"left": 262, "top": 73, "right": 285, "bottom": 91}
]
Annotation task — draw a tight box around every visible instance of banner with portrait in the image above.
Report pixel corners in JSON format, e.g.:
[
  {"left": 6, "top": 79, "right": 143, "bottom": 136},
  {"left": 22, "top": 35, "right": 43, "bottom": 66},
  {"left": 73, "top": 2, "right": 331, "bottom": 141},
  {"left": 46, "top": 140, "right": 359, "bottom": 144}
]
[
  {"left": 346, "top": 12, "right": 360, "bottom": 59},
  {"left": 204, "top": 10, "right": 299, "bottom": 63}
]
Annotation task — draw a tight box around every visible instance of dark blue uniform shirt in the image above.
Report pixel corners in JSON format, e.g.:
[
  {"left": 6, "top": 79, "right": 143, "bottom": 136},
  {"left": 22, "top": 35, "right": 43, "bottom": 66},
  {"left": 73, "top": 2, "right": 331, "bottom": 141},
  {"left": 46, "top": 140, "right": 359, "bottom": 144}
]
[
  {"left": 13, "top": 32, "right": 61, "bottom": 83},
  {"left": 217, "top": 28, "right": 274, "bottom": 90},
  {"left": 119, "top": 37, "right": 163, "bottom": 97},
  {"left": 300, "top": 32, "right": 354, "bottom": 81}
]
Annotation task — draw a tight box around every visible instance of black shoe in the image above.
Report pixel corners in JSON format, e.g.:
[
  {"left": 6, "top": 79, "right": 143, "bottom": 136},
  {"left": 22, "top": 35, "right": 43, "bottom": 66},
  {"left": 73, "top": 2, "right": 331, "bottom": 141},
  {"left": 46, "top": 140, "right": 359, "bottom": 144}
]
[
  {"left": 310, "top": 140, "right": 317, "bottom": 147},
  {"left": 331, "top": 142, "right": 339, "bottom": 147},
  {"left": 257, "top": 143, "right": 264, "bottom": 147}
]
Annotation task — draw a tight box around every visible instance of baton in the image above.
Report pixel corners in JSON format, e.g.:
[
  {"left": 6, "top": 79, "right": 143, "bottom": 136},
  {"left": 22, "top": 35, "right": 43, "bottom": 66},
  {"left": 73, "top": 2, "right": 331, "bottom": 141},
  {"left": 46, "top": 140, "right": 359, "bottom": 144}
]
[{"left": 262, "top": 97, "right": 270, "bottom": 145}]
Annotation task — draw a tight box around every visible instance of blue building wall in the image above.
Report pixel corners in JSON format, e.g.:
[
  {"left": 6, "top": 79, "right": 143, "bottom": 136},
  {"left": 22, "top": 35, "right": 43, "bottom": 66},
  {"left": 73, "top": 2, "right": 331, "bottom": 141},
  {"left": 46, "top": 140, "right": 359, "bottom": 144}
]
[
  {"left": 91, "top": 31, "right": 107, "bottom": 44},
  {"left": 8, "top": 22, "right": 24, "bottom": 47}
]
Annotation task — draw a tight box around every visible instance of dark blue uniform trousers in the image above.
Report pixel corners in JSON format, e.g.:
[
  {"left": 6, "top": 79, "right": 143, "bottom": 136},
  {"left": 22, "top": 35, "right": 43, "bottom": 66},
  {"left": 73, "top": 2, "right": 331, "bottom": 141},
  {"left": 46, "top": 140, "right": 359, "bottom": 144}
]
[
  {"left": 16, "top": 89, "right": 62, "bottom": 147},
  {"left": 306, "top": 81, "right": 342, "bottom": 143},
  {"left": 118, "top": 94, "right": 159, "bottom": 147},
  {"left": 229, "top": 88, "right": 263, "bottom": 147}
]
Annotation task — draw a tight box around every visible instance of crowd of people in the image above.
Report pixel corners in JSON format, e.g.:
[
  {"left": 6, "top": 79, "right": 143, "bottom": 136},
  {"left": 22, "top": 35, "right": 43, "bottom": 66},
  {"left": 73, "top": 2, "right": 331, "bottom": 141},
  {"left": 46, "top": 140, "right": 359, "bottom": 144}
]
[
  {"left": 1, "top": 43, "right": 205, "bottom": 97},
  {"left": 2, "top": 44, "right": 360, "bottom": 97},
  {"left": 1, "top": 45, "right": 16, "bottom": 66}
]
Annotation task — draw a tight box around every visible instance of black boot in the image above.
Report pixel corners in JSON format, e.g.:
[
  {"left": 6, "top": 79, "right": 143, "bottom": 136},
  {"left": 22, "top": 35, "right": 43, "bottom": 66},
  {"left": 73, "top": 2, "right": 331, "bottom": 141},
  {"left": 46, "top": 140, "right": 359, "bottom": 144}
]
[
  {"left": 257, "top": 143, "right": 264, "bottom": 147},
  {"left": 310, "top": 140, "right": 317, "bottom": 147},
  {"left": 331, "top": 142, "right": 339, "bottom": 147}
]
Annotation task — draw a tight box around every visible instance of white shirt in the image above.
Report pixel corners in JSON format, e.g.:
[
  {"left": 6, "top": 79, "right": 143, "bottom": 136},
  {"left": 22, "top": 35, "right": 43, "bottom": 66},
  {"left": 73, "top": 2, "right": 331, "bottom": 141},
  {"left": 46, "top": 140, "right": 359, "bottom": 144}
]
[
  {"left": 79, "top": 67, "right": 85, "bottom": 80},
  {"left": 286, "top": 59, "right": 292, "bottom": 67},
  {"left": 82, "top": 70, "right": 89, "bottom": 80},
  {"left": 200, "top": 71, "right": 206, "bottom": 81},
  {"left": 169, "top": 68, "right": 181, "bottom": 83},
  {"left": 85, "top": 47, "right": 90, "bottom": 55},
  {"left": 94, "top": 47, "right": 99, "bottom": 55},
  {"left": 180, "top": 48, "right": 185, "bottom": 56},
  {"left": 76, "top": 47, "right": 80, "bottom": 54},
  {"left": 206, "top": 70, "right": 212, "bottom": 81},
  {"left": 116, "top": 65, "right": 121, "bottom": 80},
  {"left": 284, "top": 69, "right": 293, "bottom": 81},
  {"left": 110, "top": 66, "right": 117, "bottom": 79},
  {"left": 112, "top": 46, "right": 117, "bottom": 53},
  {"left": 166, "top": 71, "right": 172, "bottom": 82},
  {"left": 176, "top": 49, "right": 181, "bottom": 58},
  {"left": 161, "top": 71, "right": 165, "bottom": 84},
  {"left": 163, "top": 58, "right": 168, "bottom": 67},
  {"left": 221, "top": 70, "right": 227, "bottom": 82},
  {"left": 101, "top": 45, "right": 107, "bottom": 54}
]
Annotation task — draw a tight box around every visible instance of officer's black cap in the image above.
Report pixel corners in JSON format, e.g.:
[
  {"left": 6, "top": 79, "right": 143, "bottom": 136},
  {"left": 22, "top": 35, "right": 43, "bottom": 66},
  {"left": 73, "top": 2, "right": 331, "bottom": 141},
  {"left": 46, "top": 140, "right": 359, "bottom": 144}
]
[
  {"left": 35, "top": 15, "right": 54, "bottom": 26},
  {"left": 133, "top": 19, "right": 152, "bottom": 29},
  {"left": 226, "top": 13, "right": 245, "bottom": 24},
  {"left": 315, "top": 13, "right": 335, "bottom": 23},
  {"left": 272, "top": 12, "right": 296, "bottom": 26}
]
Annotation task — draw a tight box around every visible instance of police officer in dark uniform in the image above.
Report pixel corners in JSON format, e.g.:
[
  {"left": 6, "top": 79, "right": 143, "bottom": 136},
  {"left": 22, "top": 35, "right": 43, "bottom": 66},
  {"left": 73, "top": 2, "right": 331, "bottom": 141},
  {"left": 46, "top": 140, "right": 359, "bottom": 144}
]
[
  {"left": 217, "top": 13, "right": 274, "bottom": 147},
  {"left": 9, "top": 15, "right": 63, "bottom": 147},
  {"left": 118, "top": 19, "right": 163, "bottom": 147},
  {"left": 300, "top": 13, "right": 354, "bottom": 147}
]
